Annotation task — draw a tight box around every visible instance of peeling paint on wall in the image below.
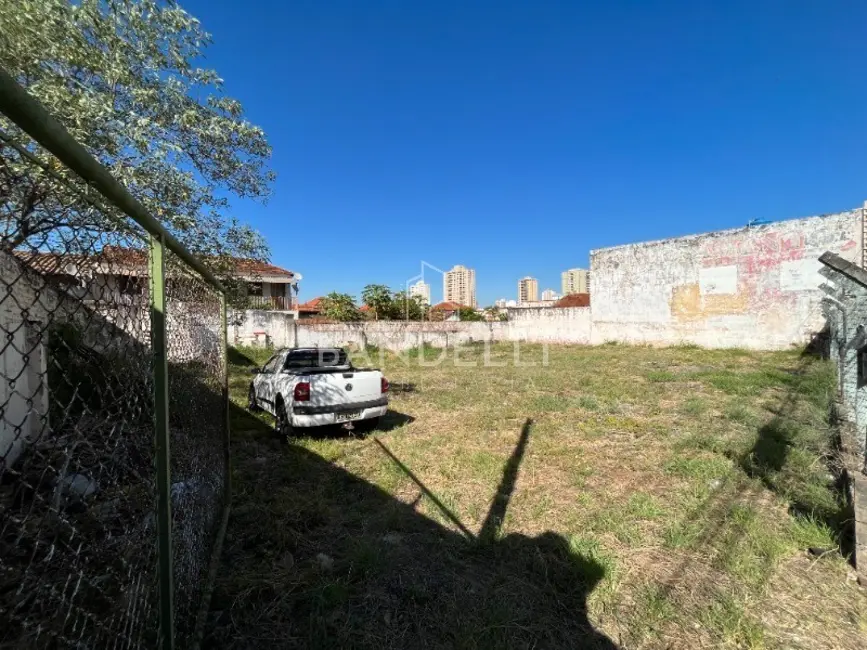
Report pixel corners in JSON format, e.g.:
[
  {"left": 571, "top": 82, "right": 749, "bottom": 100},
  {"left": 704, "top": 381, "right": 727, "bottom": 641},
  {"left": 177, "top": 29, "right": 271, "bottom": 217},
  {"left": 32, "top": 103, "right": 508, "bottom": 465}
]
[
  {"left": 671, "top": 284, "right": 749, "bottom": 322},
  {"left": 591, "top": 207, "right": 864, "bottom": 348},
  {"left": 779, "top": 258, "right": 822, "bottom": 291},
  {"left": 699, "top": 266, "right": 737, "bottom": 295}
]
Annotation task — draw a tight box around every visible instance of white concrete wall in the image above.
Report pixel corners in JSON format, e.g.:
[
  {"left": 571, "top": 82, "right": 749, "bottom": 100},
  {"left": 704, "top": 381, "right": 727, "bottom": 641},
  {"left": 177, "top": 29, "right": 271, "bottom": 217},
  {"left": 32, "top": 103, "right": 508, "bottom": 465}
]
[
  {"left": 230, "top": 307, "right": 592, "bottom": 351},
  {"left": 0, "top": 251, "right": 57, "bottom": 469},
  {"left": 590, "top": 209, "right": 863, "bottom": 349},
  {"left": 232, "top": 207, "right": 864, "bottom": 352},
  {"left": 507, "top": 307, "right": 591, "bottom": 343},
  {"left": 230, "top": 309, "right": 297, "bottom": 347}
]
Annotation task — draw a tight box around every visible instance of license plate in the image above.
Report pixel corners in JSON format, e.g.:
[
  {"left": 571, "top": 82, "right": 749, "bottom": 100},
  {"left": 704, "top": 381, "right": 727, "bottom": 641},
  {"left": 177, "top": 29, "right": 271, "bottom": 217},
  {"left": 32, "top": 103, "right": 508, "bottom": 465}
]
[{"left": 336, "top": 410, "right": 362, "bottom": 422}]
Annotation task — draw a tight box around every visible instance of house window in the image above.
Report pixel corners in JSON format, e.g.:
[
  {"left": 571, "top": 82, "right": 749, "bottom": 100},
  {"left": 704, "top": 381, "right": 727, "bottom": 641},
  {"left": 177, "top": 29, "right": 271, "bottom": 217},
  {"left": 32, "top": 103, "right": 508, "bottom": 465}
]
[{"left": 248, "top": 282, "right": 263, "bottom": 297}]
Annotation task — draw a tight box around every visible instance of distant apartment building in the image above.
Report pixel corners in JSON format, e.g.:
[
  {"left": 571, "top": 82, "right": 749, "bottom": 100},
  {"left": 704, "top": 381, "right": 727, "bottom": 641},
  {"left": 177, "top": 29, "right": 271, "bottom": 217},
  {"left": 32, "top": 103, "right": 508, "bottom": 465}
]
[
  {"left": 409, "top": 279, "right": 431, "bottom": 305},
  {"left": 541, "top": 288, "right": 559, "bottom": 302},
  {"left": 518, "top": 276, "right": 539, "bottom": 304},
  {"left": 494, "top": 298, "right": 507, "bottom": 309},
  {"left": 443, "top": 265, "right": 476, "bottom": 307},
  {"left": 561, "top": 268, "right": 589, "bottom": 295}
]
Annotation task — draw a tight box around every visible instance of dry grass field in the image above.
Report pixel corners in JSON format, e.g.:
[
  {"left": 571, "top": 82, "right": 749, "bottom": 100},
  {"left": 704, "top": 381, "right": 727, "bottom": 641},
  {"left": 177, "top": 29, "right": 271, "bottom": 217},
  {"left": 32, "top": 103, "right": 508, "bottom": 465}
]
[{"left": 205, "top": 342, "right": 866, "bottom": 649}]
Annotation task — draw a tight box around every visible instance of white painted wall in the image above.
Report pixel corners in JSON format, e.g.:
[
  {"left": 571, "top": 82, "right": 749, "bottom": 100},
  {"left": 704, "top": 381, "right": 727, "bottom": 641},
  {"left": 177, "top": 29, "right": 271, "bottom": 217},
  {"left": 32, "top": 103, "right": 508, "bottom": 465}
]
[
  {"left": 230, "top": 208, "right": 865, "bottom": 351},
  {"left": 230, "top": 307, "right": 592, "bottom": 351},
  {"left": 590, "top": 209, "right": 863, "bottom": 349},
  {"left": 506, "top": 307, "right": 592, "bottom": 343},
  {"left": 0, "top": 252, "right": 57, "bottom": 469}
]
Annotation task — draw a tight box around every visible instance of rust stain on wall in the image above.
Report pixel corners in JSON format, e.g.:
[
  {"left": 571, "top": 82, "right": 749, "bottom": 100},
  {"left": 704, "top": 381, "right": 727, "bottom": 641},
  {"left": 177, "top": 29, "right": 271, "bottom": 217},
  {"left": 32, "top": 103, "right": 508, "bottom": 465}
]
[{"left": 670, "top": 284, "right": 748, "bottom": 322}]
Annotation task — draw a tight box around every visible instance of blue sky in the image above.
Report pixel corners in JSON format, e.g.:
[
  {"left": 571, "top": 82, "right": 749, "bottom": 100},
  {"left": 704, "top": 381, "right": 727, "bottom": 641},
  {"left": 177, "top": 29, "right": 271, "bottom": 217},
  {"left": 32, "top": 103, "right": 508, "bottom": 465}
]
[{"left": 183, "top": 0, "right": 867, "bottom": 306}]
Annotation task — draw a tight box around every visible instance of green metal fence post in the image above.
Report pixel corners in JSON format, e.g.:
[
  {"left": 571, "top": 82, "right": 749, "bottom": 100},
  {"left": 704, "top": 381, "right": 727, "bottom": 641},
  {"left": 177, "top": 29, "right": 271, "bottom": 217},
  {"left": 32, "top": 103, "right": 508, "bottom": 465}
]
[{"left": 150, "top": 233, "right": 175, "bottom": 650}]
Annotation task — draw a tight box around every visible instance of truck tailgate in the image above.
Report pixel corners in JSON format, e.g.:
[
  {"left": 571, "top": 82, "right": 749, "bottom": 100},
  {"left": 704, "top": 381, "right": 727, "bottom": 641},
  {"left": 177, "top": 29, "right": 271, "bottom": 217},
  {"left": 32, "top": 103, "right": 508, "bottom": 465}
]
[{"left": 307, "top": 370, "right": 382, "bottom": 407}]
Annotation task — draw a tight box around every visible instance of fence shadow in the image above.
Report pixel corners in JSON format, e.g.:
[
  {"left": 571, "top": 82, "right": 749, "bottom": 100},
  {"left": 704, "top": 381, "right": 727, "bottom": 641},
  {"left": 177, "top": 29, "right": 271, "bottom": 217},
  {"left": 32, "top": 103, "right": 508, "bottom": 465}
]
[
  {"left": 209, "top": 409, "right": 618, "bottom": 649},
  {"left": 801, "top": 324, "right": 830, "bottom": 359},
  {"left": 738, "top": 377, "right": 854, "bottom": 559},
  {"left": 648, "top": 350, "right": 854, "bottom": 607}
]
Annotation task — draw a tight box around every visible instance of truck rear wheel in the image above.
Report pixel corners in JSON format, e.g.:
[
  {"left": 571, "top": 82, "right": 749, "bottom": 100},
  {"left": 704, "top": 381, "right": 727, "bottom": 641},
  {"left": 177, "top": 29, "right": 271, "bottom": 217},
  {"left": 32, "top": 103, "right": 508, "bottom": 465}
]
[
  {"left": 248, "top": 384, "right": 260, "bottom": 411},
  {"left": 275, "top": 399, "right": 294, "bottom": 441}
]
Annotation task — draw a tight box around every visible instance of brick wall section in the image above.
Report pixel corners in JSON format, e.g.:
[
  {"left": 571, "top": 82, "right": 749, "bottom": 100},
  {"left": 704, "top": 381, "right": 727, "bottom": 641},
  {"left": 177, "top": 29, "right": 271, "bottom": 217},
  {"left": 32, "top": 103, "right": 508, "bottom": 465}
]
[{"left": 590, "top": 209, "right": 863, "bottom": 349}]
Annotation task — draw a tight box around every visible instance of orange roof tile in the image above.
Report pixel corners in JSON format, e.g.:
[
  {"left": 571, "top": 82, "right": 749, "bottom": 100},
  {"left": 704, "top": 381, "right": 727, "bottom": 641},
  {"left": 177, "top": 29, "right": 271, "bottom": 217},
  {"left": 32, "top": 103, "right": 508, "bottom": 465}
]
[
  {"left": 430, "top": 301, "right": 464, "bottom": 311},
  {"left": 554, "top": 293, "right": 590, "bottom": 308},
  {"left": 15, "top": 247, "right": 296, "bottom": 279},
  {"left": 297, "top": 297, "right": 323, "bottom": 313}
]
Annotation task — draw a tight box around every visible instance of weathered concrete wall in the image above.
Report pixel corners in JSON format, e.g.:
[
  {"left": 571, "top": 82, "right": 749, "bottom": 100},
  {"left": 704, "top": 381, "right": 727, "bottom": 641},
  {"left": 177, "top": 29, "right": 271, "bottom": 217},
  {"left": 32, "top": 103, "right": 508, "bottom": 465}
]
[
  {"left": 0, "top": 251, "right": 57, "bottom": 468},
  {"left": 230, "top": 308, "right": 297, "bottom": 347},
  {"left": 230, "top": 306, "right": 591, "bottom": 351},
  {"left": 233, "top": 207, "right": 864, "bottom": 352},
  {"left": 297, "top": 321, "right": 497, "bottom": 351},
  {"left": 590, "top": 209, "right": 863, "bottom": 349},
  {"left": 506, "top": 307, "right": 591, "bottom": 343}
]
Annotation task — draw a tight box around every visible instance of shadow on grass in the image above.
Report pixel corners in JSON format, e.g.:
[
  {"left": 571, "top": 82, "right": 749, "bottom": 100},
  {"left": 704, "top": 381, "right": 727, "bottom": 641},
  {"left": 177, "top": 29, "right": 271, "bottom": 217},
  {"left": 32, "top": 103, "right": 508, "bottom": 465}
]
[
  {"left": 227, "top": 346, "right": 258, "bottom": 367},
  {"left": 478, "top": 418, "right": 532, "bottom": 544},
  {"left": 209, "top": 408, "right": 618, "bottom": 649},
  {"left": 737, "top": 350, "right": 852, "bottom": 552},
  {"left": 740, "top": 410, "right": 853, "bottom": 557},
  {"left": 801, "top": 325, "right": 830, "bottom": 359},
  {"left": 231, "top": 394, "right": 415, "bottom": 442},
  {"left": 658, "top": 351, "right": 851, "bottom": 601}
]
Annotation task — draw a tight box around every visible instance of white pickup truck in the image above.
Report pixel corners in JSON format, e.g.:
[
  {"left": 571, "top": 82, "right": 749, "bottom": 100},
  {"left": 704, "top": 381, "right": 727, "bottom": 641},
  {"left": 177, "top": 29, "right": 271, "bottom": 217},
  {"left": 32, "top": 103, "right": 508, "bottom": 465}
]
[{"left": 247, "top": 347, "right": 389, "bottom": 437}]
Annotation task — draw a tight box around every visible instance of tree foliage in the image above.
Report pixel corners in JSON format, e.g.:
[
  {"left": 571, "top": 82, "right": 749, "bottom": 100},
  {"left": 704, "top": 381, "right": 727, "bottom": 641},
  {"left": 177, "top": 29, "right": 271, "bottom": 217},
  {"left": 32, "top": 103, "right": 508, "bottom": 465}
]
[
  {"left": 361, "top": 284, "right": 393, "bottom": 320},
  {"left": 0, "top": 0, "right": 274, "bottom": 265},
  {"left": 483, "top": 306, "right": 508, "bottom": 322},
  {"left": 391, "top": 291, "right": 425, "bottom": 321},
  {"left": 320, "top": 292, "right": 361, "bottom": 322},
  {"left": 360, "top": 284, "right": 426, "bottom": 320},
  {"left": 456, "top": 306, "right": 485, "bottom": 322}
]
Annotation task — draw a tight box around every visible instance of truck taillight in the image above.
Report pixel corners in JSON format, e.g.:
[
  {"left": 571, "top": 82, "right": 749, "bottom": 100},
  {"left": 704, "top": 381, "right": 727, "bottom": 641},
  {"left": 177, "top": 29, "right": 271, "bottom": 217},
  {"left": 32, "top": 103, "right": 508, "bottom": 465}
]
[
  {"left": 381, "top": 377, "right": 389, "bottom": 394},
  {"left": 294, "top": 382, "right": 310, "bottom": 402}
]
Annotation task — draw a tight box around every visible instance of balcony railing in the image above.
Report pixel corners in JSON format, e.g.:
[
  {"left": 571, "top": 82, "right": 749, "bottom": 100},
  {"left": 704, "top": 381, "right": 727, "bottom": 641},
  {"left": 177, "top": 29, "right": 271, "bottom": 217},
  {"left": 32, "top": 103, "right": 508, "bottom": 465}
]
[{"left": 244, "top": 295, "right": 296, "bottom": 311}]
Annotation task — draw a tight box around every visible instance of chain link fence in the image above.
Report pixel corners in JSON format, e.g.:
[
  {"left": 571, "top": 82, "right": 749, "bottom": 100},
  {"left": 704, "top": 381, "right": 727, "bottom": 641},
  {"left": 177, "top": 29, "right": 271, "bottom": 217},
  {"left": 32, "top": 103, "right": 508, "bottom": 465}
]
[
  {"left": 165, "top": 250, "right": 227, "bottom": 647},
  {"left": 0, "top": 74, "right": 228, "bottom": 648},
  {"left": 820, "top": 252, "right": 867, "bottom": 470}
]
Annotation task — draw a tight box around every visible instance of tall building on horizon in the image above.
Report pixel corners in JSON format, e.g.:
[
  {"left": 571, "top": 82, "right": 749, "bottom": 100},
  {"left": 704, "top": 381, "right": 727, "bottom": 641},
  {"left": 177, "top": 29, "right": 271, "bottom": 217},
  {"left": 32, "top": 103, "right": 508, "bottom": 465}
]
[
  {"left": 518, "top": 276, "right": 539, "bottom": 304},
  {"left": 562, "top": 268, "right": 589, "bottom": 295},
  {"left": 443, "top": 265, "right": 476, "bottom": 307},
  {"left": 541, "top": 288, "right": 559, "bottom": 302},
  {"left": 409, "top": 279, "right": 430, "bottom": 305}
]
